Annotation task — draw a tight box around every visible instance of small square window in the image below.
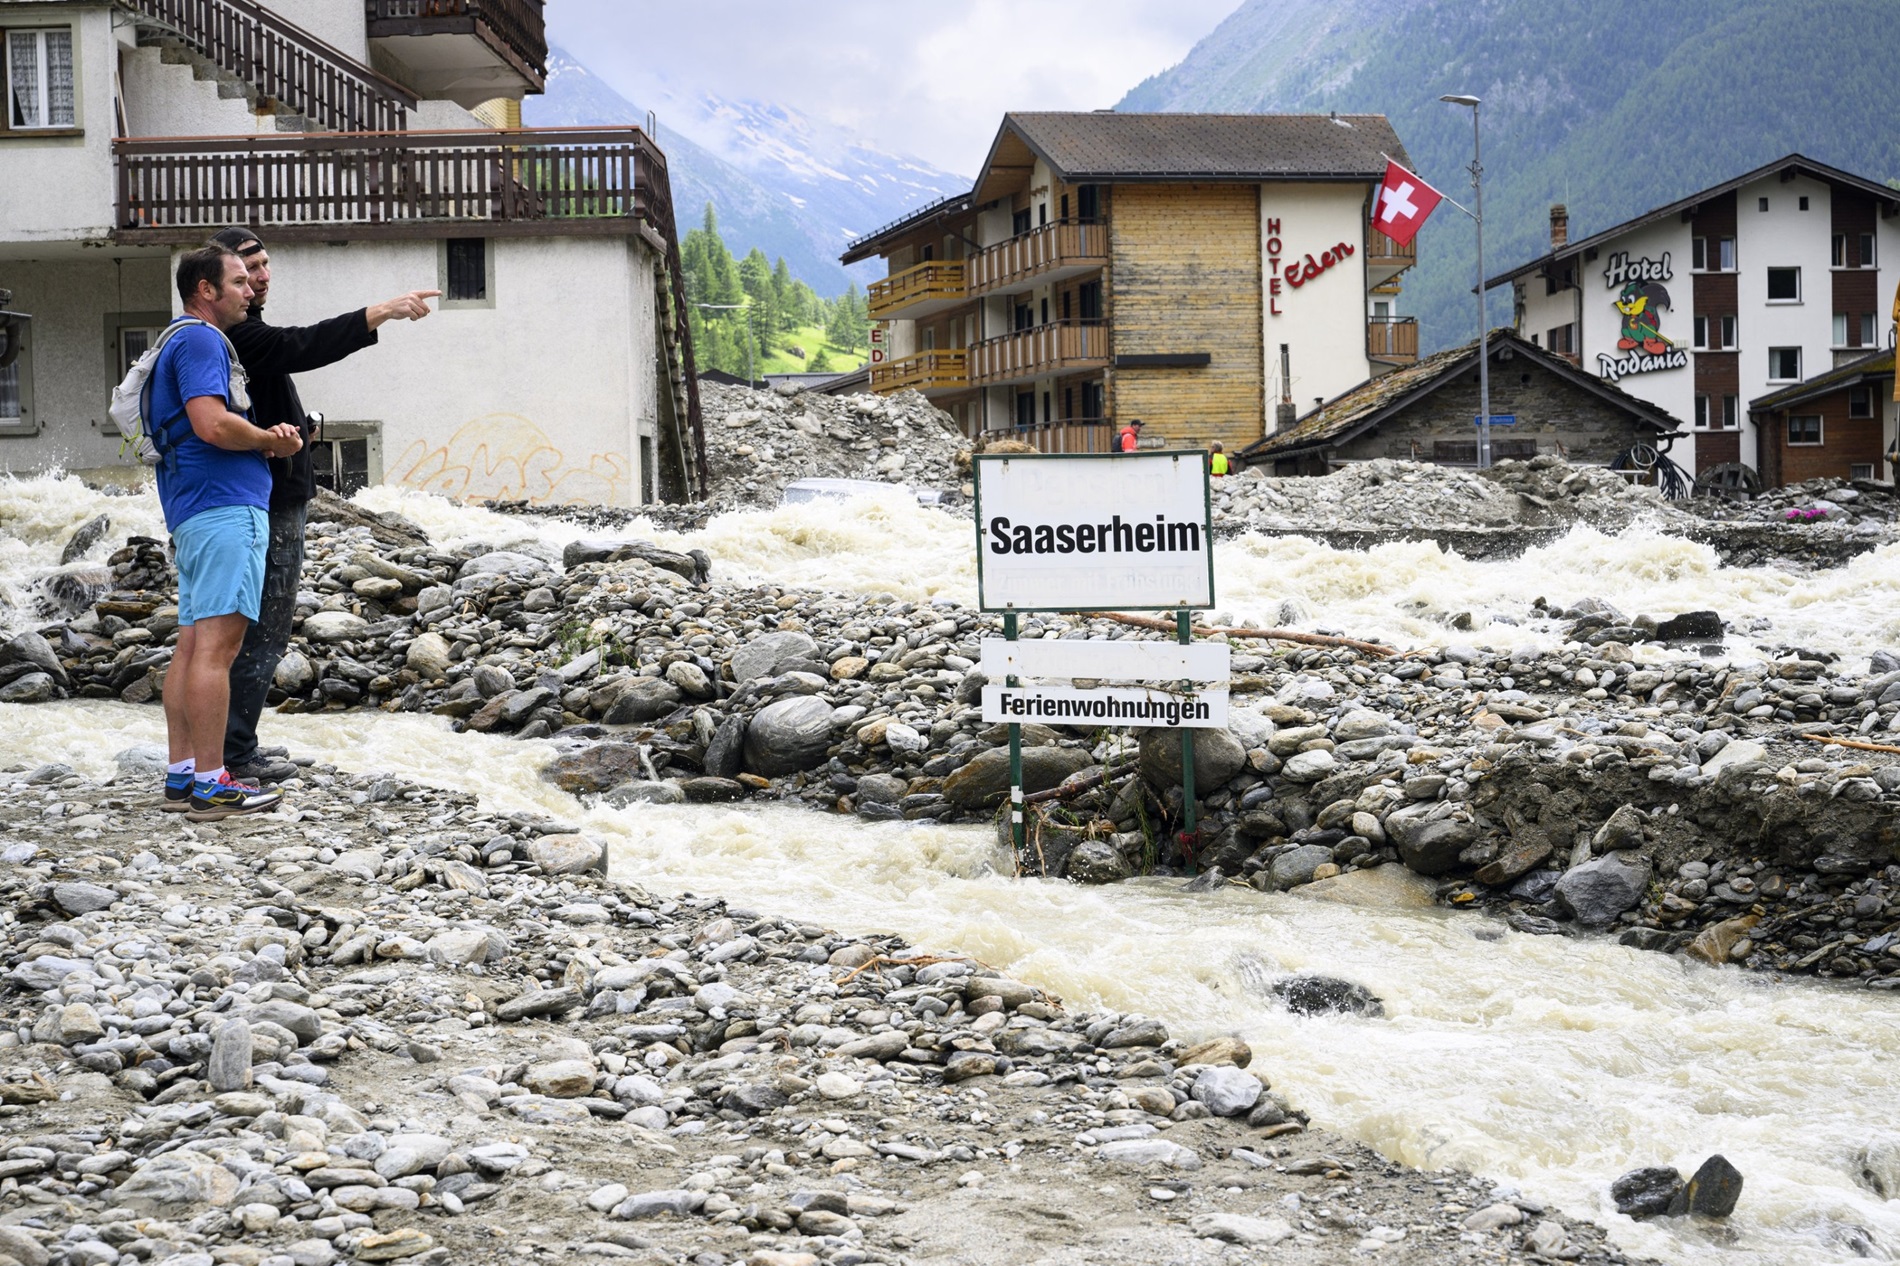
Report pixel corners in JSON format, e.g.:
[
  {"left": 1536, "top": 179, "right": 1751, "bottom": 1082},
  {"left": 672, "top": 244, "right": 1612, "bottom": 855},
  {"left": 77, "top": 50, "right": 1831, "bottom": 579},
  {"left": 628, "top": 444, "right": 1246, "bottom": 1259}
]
[
  {"left": 1759, "top": 197, "right": 1770, "bottom": 212},
  {"left": 1849, "top": 385, "right": 1873, "bottom": 418},
  {"left": 1769, "top": 347, "right": 1801, "bottom": 381},
  {"left": 1766, "top": 267, "right": 1800, "bottom": 302},
  {"left": 1853, "top": 462, "right": 1876, "bottom": 481},
  {"left": 1799, "top": 195, "right": 1810, "bottom": 211},
  {"left": 1719, "top": 238, "right": 1736, "bottom": 270},
  {"left": 1787, "top": 414, "right": 1822, "bottom": 445},
  {"left": 1860, "top": 233, "right": 1877, "bottom": 267},
  {"left": 445, "top": 238, "right": 487, "bottom": 302}
]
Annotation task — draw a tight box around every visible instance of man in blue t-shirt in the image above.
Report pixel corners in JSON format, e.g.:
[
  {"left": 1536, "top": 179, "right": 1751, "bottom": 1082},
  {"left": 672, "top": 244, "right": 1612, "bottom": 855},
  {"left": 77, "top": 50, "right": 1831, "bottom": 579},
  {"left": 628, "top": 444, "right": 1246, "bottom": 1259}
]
[{"left": 152, "top": 245, "right": 304, "bottom": 821}]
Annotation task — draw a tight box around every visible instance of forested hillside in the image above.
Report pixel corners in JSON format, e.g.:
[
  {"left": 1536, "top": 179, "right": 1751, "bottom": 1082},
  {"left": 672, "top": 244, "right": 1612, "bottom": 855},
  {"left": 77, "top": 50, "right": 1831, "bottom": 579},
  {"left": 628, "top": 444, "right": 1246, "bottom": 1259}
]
[
  {"left": 1123, "top": 0, "right": 1900, "bottom": 352},
  {"left": 681, "top": 206, "right": 870, "bottom": 379}
]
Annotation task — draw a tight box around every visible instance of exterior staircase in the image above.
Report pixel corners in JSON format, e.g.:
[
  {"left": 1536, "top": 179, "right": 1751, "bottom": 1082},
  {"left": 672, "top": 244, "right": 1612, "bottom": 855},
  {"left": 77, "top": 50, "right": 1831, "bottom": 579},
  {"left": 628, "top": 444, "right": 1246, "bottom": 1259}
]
[{"left": 118, "top": 0, "right": 414, "bottom": 133}]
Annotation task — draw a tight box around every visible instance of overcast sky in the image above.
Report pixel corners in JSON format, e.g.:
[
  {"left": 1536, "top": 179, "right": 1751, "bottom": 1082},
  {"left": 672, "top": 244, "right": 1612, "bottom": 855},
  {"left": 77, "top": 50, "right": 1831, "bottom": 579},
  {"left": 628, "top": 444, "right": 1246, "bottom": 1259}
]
[{"left": 549, "top": 0, "right": 1244, "bottom": 176}]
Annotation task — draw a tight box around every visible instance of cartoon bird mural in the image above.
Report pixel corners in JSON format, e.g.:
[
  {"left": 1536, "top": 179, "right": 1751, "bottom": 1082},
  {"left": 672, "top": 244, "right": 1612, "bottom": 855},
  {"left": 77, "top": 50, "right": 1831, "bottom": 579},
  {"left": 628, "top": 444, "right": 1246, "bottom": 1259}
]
[{"left": 1614, "top": 279, "right": 1673, "bottom": 355}]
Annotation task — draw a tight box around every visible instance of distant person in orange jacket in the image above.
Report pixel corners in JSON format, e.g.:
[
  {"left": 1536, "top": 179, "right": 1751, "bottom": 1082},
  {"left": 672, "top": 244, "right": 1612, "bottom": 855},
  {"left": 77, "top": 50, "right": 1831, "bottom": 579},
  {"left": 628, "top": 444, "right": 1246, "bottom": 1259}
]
[
  {"left": 1210, "top": 442, "right": 1229, "bottom": 476},
  {"left": 1118, "top": 418, "right": 1144, "bottom": 452}
]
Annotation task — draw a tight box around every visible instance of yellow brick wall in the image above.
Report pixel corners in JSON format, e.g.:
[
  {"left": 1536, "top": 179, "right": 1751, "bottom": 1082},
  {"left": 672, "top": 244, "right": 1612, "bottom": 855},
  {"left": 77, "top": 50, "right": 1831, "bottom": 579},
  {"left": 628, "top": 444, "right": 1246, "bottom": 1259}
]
[{"left": 1108, "top": 184, "right": 1265, "bottom": 451}]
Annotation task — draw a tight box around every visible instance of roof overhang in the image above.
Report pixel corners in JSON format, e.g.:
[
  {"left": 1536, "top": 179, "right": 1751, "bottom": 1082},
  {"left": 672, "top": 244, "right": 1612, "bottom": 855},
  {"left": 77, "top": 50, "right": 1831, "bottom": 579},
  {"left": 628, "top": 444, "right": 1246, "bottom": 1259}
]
[
  {"left": 1486, "top": 153, "right": 1900, "bottom": 290},
  {"left": 1748, "top": 349, "right": 1896, "bottom": 413}
]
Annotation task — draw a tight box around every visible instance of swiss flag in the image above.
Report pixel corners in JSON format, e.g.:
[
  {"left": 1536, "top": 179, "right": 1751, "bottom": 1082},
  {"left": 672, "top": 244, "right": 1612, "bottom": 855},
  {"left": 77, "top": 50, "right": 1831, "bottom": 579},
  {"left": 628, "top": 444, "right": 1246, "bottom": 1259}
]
[{"left": 1374, "top": 160, "right": 1444, "bottom": 247}]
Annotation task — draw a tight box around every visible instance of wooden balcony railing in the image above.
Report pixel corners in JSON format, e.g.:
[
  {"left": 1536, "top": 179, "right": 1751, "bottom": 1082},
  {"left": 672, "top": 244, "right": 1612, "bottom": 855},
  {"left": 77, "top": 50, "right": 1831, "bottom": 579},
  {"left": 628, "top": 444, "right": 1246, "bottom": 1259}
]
[
  {"left": 115, "top": 126, "right": 704, "bottom": 497},
  {"left": 1006, "top": 418, "right": 1114, "bottom": 455},
  {"left": 1366, "top": 226, "right": 1417, "bottom": 267},
  {"left": 870, "top": 349, "right": 968, "bottom": 394},
  {"left": 124, "top": 0, "right": 415, "bottom": 133},
  {"left": 1368, "top": 315, "right": 1419, "bottom": 363},
  {"left": 113, "top": 127, "right": 668, "bottom": 233},
  {"left": 366, "top": 0, "right": 548, "bottom": 86},
  {"left": 867, "top": 261, "right": 966, "bottom": 320},
  {"left": 970, "top": 321, "right": 1109, "bottom": 386},
  {"left": 969, "top": 220, "right": 1108, "bottom": 295}
]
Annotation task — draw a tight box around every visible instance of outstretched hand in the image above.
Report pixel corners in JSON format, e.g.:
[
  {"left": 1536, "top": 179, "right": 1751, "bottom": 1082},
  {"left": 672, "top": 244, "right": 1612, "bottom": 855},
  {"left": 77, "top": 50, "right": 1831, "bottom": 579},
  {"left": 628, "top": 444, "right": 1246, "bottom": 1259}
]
[{"left": 368, "top": 290, "right": 441, "bottom": 329}]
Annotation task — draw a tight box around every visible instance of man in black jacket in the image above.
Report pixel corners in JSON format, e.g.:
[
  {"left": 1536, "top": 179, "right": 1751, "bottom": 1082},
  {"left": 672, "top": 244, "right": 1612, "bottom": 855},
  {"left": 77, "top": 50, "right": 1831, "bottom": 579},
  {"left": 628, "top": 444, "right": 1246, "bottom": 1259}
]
[{"left": 208, "top": 227, "right": 438, "bottom": 781}]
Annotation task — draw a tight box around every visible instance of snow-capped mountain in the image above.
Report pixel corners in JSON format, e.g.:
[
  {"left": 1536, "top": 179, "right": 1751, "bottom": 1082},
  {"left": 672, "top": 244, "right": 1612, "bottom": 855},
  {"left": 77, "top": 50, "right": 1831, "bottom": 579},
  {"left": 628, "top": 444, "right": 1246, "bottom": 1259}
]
[{"left": 526, "top": 50, "right": 967, "bottom": 293}]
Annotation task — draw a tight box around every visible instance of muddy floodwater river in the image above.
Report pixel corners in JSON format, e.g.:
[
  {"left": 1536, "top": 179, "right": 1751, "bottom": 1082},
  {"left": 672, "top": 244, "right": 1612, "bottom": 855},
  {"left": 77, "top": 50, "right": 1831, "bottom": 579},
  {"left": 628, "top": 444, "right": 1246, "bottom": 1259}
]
[{"left": 5, "top": 473, "right": 1900, "bottom": 1264}]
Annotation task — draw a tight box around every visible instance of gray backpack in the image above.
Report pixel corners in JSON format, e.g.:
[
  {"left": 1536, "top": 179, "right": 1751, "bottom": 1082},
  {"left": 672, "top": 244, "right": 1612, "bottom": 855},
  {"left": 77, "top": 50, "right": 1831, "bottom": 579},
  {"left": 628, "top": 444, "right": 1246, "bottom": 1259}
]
[{"left": 108, "top": 318, "right": 250, "bottom": 467}]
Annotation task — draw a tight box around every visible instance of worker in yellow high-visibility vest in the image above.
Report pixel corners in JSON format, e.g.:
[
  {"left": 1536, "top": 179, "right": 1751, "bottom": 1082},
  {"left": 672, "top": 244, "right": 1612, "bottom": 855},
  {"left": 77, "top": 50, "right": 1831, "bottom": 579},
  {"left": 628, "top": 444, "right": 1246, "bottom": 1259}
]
[{"left": 1210, "top": 441, "right": 1229, "bottom": 477}]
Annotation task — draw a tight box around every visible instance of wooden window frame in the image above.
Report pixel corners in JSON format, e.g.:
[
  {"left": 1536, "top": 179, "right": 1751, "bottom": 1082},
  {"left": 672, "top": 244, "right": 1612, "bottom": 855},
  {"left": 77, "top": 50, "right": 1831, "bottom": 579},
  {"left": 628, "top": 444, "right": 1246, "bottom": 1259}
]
[
  {"left": 438, "top": 237, "right": 494, "bottom": 309},
  {"left": 1786, "top": 414, "right": 1822, "bottom": 446},
  {"left": 1768, "top": 347, "right": 1801, "bottom": 382},
  {"left": 1, "top": 24, "right": 82, "bottom": 138},
  {"left": 1849, "top": 385, "right": 1873, "bottom": 419}
]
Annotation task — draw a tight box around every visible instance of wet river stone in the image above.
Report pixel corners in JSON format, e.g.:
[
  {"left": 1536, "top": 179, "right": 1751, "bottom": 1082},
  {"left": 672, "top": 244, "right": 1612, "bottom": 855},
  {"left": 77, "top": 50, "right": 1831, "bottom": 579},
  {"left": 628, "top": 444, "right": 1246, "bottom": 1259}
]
[
  {"left": 943, "top": 745, "right": 1094, "bottom": 809},
  {"left": 1138, "top": 726, "right": 1246, "bottom": 794},
  {"left": 744, "top": 695, "right": 837, "bottom": 776}
]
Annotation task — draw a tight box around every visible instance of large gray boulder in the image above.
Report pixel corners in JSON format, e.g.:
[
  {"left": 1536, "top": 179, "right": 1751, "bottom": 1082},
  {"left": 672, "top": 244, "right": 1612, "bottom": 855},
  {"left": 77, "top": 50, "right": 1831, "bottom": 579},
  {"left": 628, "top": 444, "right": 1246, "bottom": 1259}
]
[
  {"left": 1, "top": 630, "right": 69, "bottom": 687},
  {"left": 702, "top": 714, "right": 746, "bottom": 779},
  {"left": 943, "top": 745, "right": 1093, "bottom": 810},
  {"left": 1266, "top": 844, "right": 1334, "bottom": 891},
  {"left": 603, "top": 677, "right": 683, "bottom": 725},
  {"left": 743, "top": 695, "right": 836, "bottom": 776},
  {"left": 727, "top": 631, "right": 819, "bottom": 684},
  {"left": 1138, "top": 726, "right": 1246, "bottom": 795},
  {"left": 1555, "top": 852, "right": 1651, "bottom": 926},
  {"left": 1386, "top": 802, "right": 1477, "bottom": 876}
]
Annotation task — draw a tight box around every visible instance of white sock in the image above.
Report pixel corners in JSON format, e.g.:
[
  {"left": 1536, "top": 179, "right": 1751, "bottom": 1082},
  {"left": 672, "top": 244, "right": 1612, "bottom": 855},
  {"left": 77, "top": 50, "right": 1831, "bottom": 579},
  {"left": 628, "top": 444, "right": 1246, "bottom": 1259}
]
[
  {"left": 195, "top": 765, "right": 226, "bottom": 787},
  {"left": 167, "top": 759, "right": 194, "bottom": 777}
]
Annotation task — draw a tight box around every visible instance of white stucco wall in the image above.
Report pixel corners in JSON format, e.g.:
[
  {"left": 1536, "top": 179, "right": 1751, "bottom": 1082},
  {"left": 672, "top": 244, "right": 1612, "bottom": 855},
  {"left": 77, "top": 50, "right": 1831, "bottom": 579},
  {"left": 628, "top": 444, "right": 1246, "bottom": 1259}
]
[
  {"left": 0, "top": 4, "right": 116, "bottom": 243},
  {"left": 0, "top": 252, "right": 172, "bottom": 472},
  {"left": 257, "top": 234, "right": 658, "bottom": 506},
  {"left": 1734, "top": 173, "right": 1836, "bottom": 469},
  {"left": 262, "top": 0, "right": 370, "bottom": 64},
  {"left": 1516, "top": 274, "right": 1580, "bottom": 350},
  {"left": 1260, "top": 182, "right": 1374, "bottom": 409},
  {"left": 118, "top": 43, "right": 272, "bottom": 139}
]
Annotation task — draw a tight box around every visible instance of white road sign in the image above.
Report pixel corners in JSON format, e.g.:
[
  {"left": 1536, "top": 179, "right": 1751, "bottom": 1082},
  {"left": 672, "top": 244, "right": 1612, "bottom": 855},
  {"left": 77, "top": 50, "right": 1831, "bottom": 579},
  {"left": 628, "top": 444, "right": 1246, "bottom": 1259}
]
[
  {"left": 982, "top": 683, "right": 1229, "bottom": 729},
  {"left": 979, "top": 638, "right": 1228, "bottom": 683},
  {"left": 974, "top": 451, "right": 1214, "bottom": 612}
]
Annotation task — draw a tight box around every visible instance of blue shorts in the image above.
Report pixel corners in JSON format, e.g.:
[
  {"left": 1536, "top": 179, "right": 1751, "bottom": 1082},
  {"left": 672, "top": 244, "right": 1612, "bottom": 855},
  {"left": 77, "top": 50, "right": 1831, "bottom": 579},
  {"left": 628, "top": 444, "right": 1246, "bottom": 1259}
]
[{"left": 173, "top": 504, "right": 268, "bottom": 626}]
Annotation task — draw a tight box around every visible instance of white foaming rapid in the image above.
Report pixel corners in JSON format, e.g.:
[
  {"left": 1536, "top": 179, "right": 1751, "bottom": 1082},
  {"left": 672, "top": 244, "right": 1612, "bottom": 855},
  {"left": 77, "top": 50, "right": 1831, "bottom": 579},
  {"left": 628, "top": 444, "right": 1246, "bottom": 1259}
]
[
  {"left": 12, "top": 698, "right": 1900, "bottom": 1266},
  {"left": 8, "top": 473, "right": 1900, "bottom": 665},
  {"left": 0, "top": 471, "right": 166, "bottom": 631}
]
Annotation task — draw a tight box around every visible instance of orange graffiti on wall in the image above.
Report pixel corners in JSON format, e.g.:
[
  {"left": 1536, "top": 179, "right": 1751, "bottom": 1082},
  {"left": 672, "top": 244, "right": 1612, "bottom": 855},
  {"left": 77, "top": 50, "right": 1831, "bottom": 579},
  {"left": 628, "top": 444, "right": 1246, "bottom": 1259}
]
[{"left": 393, "top": 413, "right": 628, "bottom": 505}]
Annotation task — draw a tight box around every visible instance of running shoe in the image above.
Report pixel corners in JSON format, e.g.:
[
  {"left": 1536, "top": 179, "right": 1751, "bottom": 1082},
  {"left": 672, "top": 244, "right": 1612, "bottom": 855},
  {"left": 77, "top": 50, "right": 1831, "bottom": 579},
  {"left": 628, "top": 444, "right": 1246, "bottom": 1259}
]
[
  {"left": 185, "top": 772, "right": 284, "bottom": 822},
  {"left": 162, "top": 770, "right": 195, "bottom": 814}
]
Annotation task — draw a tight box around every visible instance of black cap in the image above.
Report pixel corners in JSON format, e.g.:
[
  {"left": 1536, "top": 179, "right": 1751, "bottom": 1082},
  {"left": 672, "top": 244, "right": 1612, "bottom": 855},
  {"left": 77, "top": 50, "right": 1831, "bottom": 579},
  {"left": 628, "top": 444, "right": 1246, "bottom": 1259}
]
[
  {"left": 1129, "top": 418, "right": 1144, "bottom": 427},
  {"left": 210, "top": 226, "right": 265, "bottom": 256}
]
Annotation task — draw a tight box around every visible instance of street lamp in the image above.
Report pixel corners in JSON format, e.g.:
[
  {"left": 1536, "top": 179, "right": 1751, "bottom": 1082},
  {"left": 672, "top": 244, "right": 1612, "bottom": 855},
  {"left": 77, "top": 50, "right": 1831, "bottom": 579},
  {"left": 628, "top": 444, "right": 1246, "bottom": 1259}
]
[{"left": 1439, "top": 92, "right": 1491, "bottom": 470}]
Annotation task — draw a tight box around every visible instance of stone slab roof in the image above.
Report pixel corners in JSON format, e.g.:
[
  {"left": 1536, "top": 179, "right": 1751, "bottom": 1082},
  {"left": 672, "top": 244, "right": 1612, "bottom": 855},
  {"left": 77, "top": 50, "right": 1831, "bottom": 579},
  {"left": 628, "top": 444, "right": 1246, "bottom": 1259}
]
[{"left": 1243, "top": 329, "right": 1680, "bottom": 460}]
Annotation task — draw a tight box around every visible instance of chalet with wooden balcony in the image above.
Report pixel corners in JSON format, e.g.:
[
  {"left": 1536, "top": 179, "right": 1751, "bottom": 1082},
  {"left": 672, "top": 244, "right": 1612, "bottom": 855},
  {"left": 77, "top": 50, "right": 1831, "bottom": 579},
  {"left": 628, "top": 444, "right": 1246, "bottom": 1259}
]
[
  {"left": 844, "top": 111, "right": 1417, "bottom": 455},
  {"left": 0, "top": 0, "right": 703, "bottom": 505}
]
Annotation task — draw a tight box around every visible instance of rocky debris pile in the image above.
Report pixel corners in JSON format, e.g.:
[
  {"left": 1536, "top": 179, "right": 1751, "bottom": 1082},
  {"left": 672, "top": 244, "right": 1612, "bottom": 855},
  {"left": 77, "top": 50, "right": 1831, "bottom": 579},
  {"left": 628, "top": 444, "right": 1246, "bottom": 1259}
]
[
  {"left": 0, "top": 760, "right": 1634, "bottom": 1266},
  {"left": 17, "top": 489, "right": 1900, "bottom": 989},
  {"left": 1218, "top": 455, "right": 1694, "bottom": 536},
  {"left": 1685, "top": 476, "right": 1900, "bottom": 533},
  {"left": 696, "top": 382, "right": 971, "bottom": 516}
]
